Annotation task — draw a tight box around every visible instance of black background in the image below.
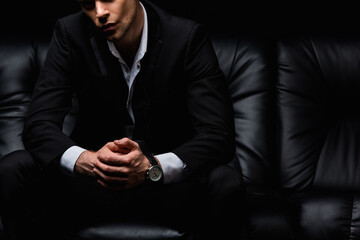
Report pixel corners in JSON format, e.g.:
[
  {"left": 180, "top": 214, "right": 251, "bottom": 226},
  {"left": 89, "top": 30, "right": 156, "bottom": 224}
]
[{"left": 1, "top": 1, "right": 360, "bottom": 36}]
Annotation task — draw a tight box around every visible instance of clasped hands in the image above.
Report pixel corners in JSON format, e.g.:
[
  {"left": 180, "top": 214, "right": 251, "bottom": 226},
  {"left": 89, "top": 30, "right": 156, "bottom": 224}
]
[{"left": 74, "top": 138, "right": 151, "bottom": 190}]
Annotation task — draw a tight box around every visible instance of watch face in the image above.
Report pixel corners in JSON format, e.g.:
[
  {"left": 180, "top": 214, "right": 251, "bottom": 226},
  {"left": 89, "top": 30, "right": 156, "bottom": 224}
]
[{"left": 149, "top": 165, "right": 163, "bottom": 182}]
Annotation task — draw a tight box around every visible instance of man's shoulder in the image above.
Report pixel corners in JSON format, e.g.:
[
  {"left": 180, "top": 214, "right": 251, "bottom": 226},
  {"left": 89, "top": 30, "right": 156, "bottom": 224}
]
[{"left": 143, "top": 0, "right": 202, "bottom": 34}]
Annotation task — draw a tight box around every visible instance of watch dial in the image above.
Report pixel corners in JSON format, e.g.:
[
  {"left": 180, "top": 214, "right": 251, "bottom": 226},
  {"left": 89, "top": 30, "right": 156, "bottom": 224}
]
[{"left": 149, "top": 166, "right": 162, "bottom": 181}]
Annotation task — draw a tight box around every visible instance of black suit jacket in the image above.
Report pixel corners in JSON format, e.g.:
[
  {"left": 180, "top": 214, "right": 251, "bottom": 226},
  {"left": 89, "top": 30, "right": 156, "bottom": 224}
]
[{"left": 23, "top": 0, "right": 235, "bottom": 175}]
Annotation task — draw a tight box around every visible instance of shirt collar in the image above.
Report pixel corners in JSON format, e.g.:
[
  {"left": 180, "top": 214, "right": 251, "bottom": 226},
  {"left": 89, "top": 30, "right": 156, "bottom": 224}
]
[{"left": 107, "top": 2, "right": 148, "bottom": 66}]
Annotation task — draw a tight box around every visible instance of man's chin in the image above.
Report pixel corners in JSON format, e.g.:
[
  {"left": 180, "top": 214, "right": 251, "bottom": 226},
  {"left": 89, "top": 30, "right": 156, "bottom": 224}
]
[
  {"left": 103, "top": 32, "right": 116, "bottom": 40},
  {"left": 104, "top": 33, "right": 123, "bottom": 43}
]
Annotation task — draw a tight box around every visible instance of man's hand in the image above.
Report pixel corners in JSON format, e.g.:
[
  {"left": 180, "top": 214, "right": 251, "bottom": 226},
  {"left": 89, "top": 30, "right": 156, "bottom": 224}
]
[{"left": 93, "top": 138, "right": 151, "bottom": 190}]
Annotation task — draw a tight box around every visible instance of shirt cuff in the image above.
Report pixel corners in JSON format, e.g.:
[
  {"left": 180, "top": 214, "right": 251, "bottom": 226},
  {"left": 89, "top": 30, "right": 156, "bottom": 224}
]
[
  {"left": 60, "top": 146, "right": 86, "bottom": 177},
  {"left": 155, "top": 152, "right": 186, "bottom": 184}
]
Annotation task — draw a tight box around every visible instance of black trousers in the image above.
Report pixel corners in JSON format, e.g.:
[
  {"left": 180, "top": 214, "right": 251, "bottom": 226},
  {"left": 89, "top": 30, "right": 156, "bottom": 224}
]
[{"left": 0, "top": 150, "right": 243, "bottom": 240}]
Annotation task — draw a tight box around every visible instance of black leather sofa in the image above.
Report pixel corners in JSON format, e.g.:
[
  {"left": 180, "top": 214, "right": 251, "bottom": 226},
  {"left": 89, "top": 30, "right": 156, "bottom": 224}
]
[
  {"left": 0, "top": 31, "right": 276, "bottom": 240},
  {"left": 1, "top": 29, "right": 360, "bottom": 240}
]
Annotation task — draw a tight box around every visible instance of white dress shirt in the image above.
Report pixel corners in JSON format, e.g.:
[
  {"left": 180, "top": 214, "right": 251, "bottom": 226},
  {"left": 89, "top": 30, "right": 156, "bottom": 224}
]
[{"left": 60, "top": 3, "right": 186, "bottom": 184}]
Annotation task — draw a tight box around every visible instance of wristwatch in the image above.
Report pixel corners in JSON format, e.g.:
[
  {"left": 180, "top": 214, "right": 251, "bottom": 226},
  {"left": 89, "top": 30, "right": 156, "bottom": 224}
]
[{"left": 146, "top": 154, "right": 163, "bottom": 183}]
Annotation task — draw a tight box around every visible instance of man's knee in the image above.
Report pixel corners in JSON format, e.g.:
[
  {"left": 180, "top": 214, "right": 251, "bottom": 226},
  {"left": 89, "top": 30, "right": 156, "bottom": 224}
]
[
  {"left": 0, "top": 150, "right": 36, "bottom": 182},
  {"left": 0, "top": 150, "right": 39, "bottom": 202},
  {"left": 208, "top": 164, "right": 243, "bottom": 197}
]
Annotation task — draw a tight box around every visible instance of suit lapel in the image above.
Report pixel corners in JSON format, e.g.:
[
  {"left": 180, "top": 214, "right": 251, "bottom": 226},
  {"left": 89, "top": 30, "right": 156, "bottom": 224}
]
[
  {"left": 88, "top": 25, "right": 129, "bottom": 107},
  {"left": 132, "top": 2, "right": 162, "bottom": 108},
  {"left": 131, "top": 2, "right": 163, "bottom": 140},
  {"left": 89, "top": 29, "right": 124, "bottom": 81},
  {"left": 90, "top": 36, "right": 108, "bottom": 78},
  {"left": 140, "top": 0, "right": 162, "bottom": 84}
]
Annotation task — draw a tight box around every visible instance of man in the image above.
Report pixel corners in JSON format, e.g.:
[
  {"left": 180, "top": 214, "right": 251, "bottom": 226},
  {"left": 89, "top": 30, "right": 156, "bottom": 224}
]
[{"left": 0, "top": 0, "right": 242, "bottom": 239}]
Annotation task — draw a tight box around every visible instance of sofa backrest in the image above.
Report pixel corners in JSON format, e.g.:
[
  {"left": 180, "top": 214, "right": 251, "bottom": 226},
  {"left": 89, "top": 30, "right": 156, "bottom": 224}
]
[
  {"left": 0, "top": 37, "right": 39, "bottom": 158},
  {"left": 212, "top": 34, "right": 277, "bottom": 188},
  {"left": 277, "top": 34, "right": 360, "bottom": 192}
]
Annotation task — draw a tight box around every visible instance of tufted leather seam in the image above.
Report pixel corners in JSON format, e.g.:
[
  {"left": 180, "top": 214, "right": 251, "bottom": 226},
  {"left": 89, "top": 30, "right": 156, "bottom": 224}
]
[
  {"left": 227, "top": 36, "right": 241, "bottom": 81},
  {"left": 306, "top": 37, "right": 331, "bottom": 192}
]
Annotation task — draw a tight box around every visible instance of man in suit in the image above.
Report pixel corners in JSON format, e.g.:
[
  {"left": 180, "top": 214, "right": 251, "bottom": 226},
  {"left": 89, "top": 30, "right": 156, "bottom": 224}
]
[{"left": 0, "top": 0, "right": 242, "bottom": 239}]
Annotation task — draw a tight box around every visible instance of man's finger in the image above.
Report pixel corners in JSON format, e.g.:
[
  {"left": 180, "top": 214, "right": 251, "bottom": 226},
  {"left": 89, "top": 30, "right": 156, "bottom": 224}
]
[
  {"left": 114, "top": 138, "right": 139, "bottom": 150},
  {"left": 94, "top": 159, "right": 129, "bottom": 176}
]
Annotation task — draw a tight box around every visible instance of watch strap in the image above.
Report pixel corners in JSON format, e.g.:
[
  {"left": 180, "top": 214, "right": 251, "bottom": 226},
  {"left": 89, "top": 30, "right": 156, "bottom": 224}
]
[{"left": 146, "top": 153, "right": 158, "bottom": 166}]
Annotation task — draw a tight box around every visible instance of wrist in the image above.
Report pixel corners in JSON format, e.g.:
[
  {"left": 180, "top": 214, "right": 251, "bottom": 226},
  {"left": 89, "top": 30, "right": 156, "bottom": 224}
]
[{"left": 145, "top": 153, "right": 163, "bottom": 183}]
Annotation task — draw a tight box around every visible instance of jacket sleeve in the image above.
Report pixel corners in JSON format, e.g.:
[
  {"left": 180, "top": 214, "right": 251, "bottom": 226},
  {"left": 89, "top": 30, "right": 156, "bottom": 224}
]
[
  {"left": 23, "top": 18, "right": 76, "bottom": 169},
  {"left": 172, "top": 24, "right": 235, "bottom": 173}
]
